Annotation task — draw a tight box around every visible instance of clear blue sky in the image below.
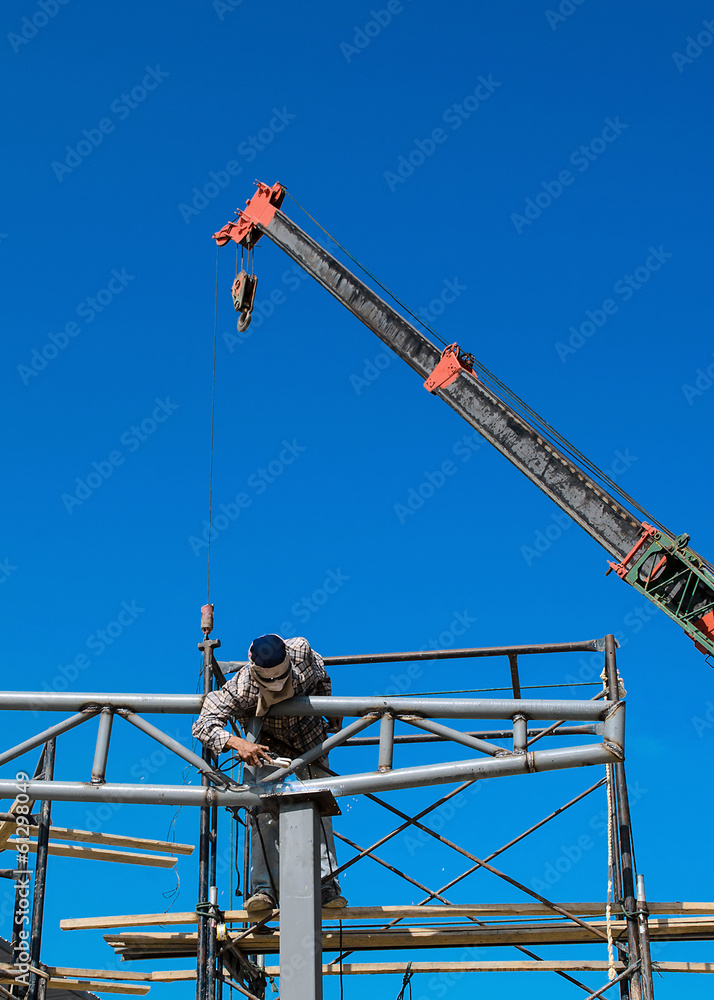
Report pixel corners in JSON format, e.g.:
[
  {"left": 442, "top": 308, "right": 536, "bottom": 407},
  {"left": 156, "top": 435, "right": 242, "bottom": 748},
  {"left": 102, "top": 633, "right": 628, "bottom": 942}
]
[{"left": 2, "top": 0, "right": 714, "bottom": 996}]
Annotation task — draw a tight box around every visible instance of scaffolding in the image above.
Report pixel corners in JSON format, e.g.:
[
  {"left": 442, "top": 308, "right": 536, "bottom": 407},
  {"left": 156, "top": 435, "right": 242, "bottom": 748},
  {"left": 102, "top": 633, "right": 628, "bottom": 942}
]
[{"left": 1, "top": 634, "right": 711, "bottom": 1000}]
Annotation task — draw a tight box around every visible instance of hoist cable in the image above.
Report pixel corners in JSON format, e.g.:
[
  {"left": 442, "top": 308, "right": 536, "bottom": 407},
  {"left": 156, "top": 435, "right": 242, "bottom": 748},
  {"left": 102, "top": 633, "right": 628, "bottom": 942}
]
[
  {"left": 285, "top": 191, "right": 673, "bottom": 538},
  {"left": 206, "top": 247, "right": 219, "bottom": 603}
]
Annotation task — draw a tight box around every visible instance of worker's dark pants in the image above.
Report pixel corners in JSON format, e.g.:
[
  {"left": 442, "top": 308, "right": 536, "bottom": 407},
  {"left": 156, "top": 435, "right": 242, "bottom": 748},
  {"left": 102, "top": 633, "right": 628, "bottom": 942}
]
[{"left": 250, "top": 761, "right": 340, "bottom": 900}]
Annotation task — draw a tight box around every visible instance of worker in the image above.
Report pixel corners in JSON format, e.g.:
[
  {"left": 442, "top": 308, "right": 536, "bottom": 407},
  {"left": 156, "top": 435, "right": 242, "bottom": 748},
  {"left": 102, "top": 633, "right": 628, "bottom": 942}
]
[{"left": 192, "top": 633, "right": 347, "bottom": 913}]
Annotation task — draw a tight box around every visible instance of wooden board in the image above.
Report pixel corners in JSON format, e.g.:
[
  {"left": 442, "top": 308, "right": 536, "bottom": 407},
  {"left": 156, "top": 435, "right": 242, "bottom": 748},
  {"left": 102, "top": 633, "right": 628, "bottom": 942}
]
[
  {"left": 265, "top": 960, "right": 714, "bottom": 976},
  {"left": 1, "top": 822, "right": 193, "bottom": 855},
  {"left": 6, "top": 839, "right": 177, "bottom": 868},
  {"left": 103, "top": 917, "right": 714, "bottom": 957},
  {"left": 0, "top": 976, "right": 149, "bottom": 995},
  {"left": 60, "top": 901, "right": 714, "bottom": 931}
]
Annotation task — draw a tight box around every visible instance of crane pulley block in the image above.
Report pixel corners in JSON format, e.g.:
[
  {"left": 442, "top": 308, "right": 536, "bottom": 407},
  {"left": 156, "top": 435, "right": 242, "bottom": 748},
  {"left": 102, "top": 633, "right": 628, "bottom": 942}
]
[
  {"left": 232, "top": 270, "right": 258, "bottom": 332},
  {"left": 424, "top": 343, "right": 476, "bottom": 394}
]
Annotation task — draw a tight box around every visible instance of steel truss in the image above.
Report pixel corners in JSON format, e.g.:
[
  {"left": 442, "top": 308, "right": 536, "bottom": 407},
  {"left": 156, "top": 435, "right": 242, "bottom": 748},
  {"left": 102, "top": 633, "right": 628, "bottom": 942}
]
[{"left": 0, "top": 636, "right": 660, "bottom": 1000}]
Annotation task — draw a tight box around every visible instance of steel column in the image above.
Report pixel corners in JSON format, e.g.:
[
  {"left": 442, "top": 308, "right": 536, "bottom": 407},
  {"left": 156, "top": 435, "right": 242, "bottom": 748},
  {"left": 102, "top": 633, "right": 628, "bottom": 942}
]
[
  {"left": 279, "top": 799, "right": 322, "bottom": 1000},
  {"left": 198, "top": 638, "right": 220, "bottom": 1000},
  {"left": 512, "top": 715, "right": 527, "bottom": 752},
  {"left": 27, "top": 739, "right": 55, "bottom": 1000},
  {"left": 636, "top": 874, "right": 655, "bottom": 1000},
  {"left": 91, "top": 708, "right": 114, "bottom": 784}
]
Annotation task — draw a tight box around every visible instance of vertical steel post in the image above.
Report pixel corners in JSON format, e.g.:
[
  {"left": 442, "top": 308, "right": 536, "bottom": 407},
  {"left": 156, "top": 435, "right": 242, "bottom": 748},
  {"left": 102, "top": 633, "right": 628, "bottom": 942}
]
[
  {"left": 605, "top": 635, "right": 641, "bottom": 1000},
  {"left": 378, "top": 713, "right": 394, "bottom": 772},
  {"left": 198, "top": 638, "right": 221, "bottom": 1000},
  {"left": 636, "top": 875, "right": 655, "bottom": 999},
  {"left": 512, "top": 714, "right": 527, "bottom": 752},
  {"left": 279, "top": 799, "right": 322, "bottom": 1000},
  {"left": 91, "top": 708, "right": 114, "bottom": 784},
  {"left": 27, "top": 739, "right": 55, "bottom": 1000}
]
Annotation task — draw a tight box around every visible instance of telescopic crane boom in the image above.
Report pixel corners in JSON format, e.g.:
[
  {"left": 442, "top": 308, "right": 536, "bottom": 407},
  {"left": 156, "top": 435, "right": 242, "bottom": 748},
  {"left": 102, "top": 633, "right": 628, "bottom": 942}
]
[{"left": 213, "top": 181, "right": 714, "bottom": 660}]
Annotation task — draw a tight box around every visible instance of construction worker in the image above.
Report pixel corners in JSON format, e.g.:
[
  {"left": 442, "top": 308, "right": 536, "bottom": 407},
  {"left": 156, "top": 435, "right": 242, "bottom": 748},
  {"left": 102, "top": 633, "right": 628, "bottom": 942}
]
[{"left": 192, "top": 633, "right": 347, "bottom": 913}]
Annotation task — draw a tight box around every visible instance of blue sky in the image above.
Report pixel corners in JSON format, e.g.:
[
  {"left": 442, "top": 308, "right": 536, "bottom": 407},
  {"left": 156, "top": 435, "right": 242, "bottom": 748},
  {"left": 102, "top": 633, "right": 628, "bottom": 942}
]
[{"left": 2, "top": 0, "right": 714, "bottom": 996}]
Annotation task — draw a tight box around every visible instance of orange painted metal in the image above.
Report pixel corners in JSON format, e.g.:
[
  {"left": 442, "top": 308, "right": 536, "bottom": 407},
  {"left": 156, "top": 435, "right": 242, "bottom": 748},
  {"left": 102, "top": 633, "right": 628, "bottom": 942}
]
[
  {"left": 606, "top": 523, "right": 658, "bottom": 579},
  {"left": 424, "top": 344, "right": 475, "bottom": 394},
  {"left": 693, "top": 610, "right": 714, "bottom": 656},
  {"left": 212, "top": 181, "right": 285, "bottom": 249}
]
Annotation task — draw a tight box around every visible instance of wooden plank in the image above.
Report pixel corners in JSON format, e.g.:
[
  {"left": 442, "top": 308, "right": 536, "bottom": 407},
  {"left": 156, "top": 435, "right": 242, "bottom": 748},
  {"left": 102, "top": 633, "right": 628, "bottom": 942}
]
[
  {"left": 61, "top": 901, "right": 714, "bottom": 931},
  {"left": 7, "top": 839, "right": 177, "bottom": 868},
  {"left": 1, "top": 821, "right": 193, "bottom": 855},
  {"left": 104, "top": 917, "right": 714, "bottom": 956},
  {"left": 0, "top": 977, "right": 149, "bottom": 995},
  {"left": 263, "top": 960, "right": 714, "bottom": 976}
]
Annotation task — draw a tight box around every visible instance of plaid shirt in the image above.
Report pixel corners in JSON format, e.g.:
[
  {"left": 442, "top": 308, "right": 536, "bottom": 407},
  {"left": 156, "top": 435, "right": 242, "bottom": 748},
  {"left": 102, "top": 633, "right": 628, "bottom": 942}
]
[{"left": 192, "top": 637, "right": 334, "bottom": 756}]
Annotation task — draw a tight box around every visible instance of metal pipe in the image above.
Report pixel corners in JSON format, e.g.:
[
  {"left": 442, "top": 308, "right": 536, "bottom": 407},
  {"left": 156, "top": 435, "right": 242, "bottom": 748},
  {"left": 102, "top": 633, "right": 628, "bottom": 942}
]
[
  {"left": 117, "top": 709, "right": 227, "bottom": 782},
  {"left": 636, "top": 874, "right": 655, "bottom": 1000},
  {"left": 91, "top": 708, "right": 114, "bottom": 785},
  {"left": 0, "top": 737, "right": 623, "bottom": 807},
  {"left": 0, "top": 691, "right": 613, "bottom": 720},
  {"left": 378, "top": 713, "right": 394, "bottom": 772},
  {"left": 343, "top": 725, "right": 599, "bottom": 746},
  {"left": 508, "top": 654, "right": 521, "bottom": 698},
  {"left": 269, "top": 696, "right": 614, "bottom": 721},
  {"left": 197, "top": 638, "right": 220, "bottom": 1000},
  {"left": 0, "top": 711, "right": 98, "bottom": 766},
  {"left": 512, "top": 715, "right": 527, "bottom": 752},
  {"left": 27, "top": 739, "right": 55, "bottom": 1000},
  {"left": 265, "top": 715, "right": 378, "bottom": 781},
  {"left": 218, "top": 638, "right": 600, "bottom": 671},
  {"left": 399, "top": 716, "right": 510, "bottom": 757},
  {"left": 582, "top": 962, "right": 641, "bottom": 1000}
]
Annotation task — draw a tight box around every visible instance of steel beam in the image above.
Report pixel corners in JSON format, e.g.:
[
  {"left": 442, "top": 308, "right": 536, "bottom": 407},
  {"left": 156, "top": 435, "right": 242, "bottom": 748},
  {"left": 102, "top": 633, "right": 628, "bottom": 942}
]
[{"left": 399, "top": 715, "right": 510, "bottom": 757}]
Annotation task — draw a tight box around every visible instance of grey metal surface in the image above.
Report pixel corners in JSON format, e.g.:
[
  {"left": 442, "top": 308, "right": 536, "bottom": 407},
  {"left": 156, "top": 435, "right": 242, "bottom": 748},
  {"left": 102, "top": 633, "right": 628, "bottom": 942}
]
[
  {"left": 400, "top": 715, "right": 509, "bottom": 757},
  {"left": 378, "top": 713, "right": 394, "bottom": 772},
  {"left": 90, "top": 709, "right": 113, "bottom": 785},
  {"left": 261, "top": 210, "right": 643, "bottom": 560},
  {"left": 279, "top": 799, "right": 322, "bottom": 1000},
  {"left": 269, "top": 695, "right": 615, "bottom": 721},
  {"left": 268, "top": 714, "right": 378, "bottom": 781}
]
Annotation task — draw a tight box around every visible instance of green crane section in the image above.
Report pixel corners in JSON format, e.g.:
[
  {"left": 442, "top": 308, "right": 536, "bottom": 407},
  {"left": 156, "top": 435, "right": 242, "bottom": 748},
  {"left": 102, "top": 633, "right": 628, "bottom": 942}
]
[{"left": 213, "top": 181, "right": 714, "bottom": 660}]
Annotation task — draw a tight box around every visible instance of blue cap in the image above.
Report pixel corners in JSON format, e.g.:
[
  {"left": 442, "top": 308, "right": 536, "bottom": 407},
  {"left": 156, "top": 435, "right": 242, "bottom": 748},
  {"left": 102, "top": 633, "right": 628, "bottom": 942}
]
[{"left": 249, "top": 634, "right": 287, "bottom": 669}]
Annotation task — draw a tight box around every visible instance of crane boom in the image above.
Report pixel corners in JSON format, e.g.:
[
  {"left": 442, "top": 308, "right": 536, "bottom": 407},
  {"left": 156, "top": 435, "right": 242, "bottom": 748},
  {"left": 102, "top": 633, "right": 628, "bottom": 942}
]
[{"left": 213, "top": 181, "right": 714, "bottom": 660}]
